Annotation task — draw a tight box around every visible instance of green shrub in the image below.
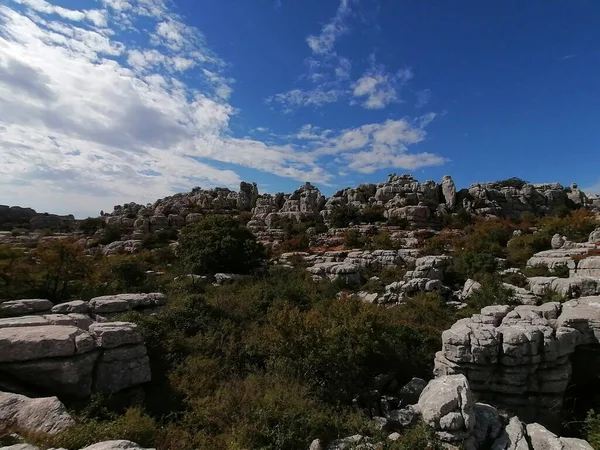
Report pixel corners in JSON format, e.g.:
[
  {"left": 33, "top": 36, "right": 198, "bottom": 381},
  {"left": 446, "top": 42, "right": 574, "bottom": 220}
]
[
  {"left": 344, "top": 229, "right": 365, "bottom": 249},
  {"left": 447, "top": 252, "right": 499, "bottom": 286},
  {"left": 360, "top": 206, "right": 386, "bottom": 224},
  {"left": 367, "top": 231, "right": 399, "bottom": 250},
  {"left": 585, "top": 410, "right": 600, "bottom": 449},
  {"left": 177, "top": 216, "right": 265, "bottom": 275},
  {"left": 539, "top": 209, "right": 598, "bottom": 242},
  {"left": 24, "top": 408, "right": 158, "bottom": 450},
  {"left": 80, "top": 217, "right": 105, "bottom": 236},
  {"left": 466, "top": 275, "right": 518, "bottom": 312},
  {"left": 496, "top": 177, "right": 529, "bottom": 189},
  {"left": 383, "top": 421, "right": 443, "bottom": 449},
  {"left": 506, "top": 233, "right": 551, "bottom": 267},
  {"left": 100, "top": 225, "right": 122, "bottom": 245},
  {"left": 329, "top": 204, "right": 360, "bottom": 228}
]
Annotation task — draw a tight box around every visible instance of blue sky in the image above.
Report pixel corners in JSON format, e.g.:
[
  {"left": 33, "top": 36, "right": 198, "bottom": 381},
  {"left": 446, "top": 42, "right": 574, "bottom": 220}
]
[{"left": 0, "top": 0, "right": 598, "bottom": 217}]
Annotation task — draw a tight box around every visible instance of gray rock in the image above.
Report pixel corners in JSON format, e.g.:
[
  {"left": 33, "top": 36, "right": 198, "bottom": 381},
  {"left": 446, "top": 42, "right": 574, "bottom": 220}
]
[
  {"left": 0, "top": 351, "right": 99, "bottom": 398},
  {"left": 51, "top": 300, "right": 89, "bottom": 314},
  {"left": 398, "top": 377, "right": 427, "bottom": 405},
  {"left": 81, "top": 441, "right": 155, "bottom": 450},
  {"left": 89, "top": 322, "right": 143, "bottom": 349},
  {"left": 589, "top": 228, "right": 600, "bottom": 243},
  {"left": 0, "top": 316, "right": 50, "bottom": 329},
  {"left": 491, "top": 416, "right": 530, "bottom": 450},
  {"left": 0, "top": 299, "right": 53, "bottom": 318},
  {"left": 94, "top": 345, "right": 151, "bottom": 393},
  {"left": 0, "top": 391, "right": 74, "bottom": 434},
  {"left": 0, "top": 325, "right": 96, "bottom": 362},
  {"left": 416, "top": 375, "right": 475, "bottom": 434},
  {"left": 442, "top": 175, "right": 457, "bottom": 209}
]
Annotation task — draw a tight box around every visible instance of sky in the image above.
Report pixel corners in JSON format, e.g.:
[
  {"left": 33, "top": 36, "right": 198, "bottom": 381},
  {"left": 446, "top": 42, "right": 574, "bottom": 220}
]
[{"left": 0, "top": 0, "right": 599, "bottom": 218}]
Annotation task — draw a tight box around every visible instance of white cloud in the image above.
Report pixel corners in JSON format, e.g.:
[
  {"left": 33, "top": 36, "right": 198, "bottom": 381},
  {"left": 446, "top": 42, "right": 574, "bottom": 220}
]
[
  {"left": 353, "top": 65, "right": 413, "bottom": 109},
  {"left": 301, "top": 114, "right": 446, "bottom": 173},
  {"left": 306, "top": 0, "right": 351, "bottom": 56},
  {"left": 0, "top": 1, "right": 445, "bottom": 217},
  {"left": 267, "top": 88, "right": 342, "bottom": 110}
]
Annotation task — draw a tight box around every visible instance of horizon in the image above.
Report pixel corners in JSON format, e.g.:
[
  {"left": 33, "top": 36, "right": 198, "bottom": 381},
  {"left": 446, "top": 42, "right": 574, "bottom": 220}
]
[{"left": 1, "top": 0, "right": 599, "bottom": 217}]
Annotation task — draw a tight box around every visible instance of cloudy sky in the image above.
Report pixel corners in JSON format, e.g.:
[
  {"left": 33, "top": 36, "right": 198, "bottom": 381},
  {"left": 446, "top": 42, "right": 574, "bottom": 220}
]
[{"left": 0, "top": 0, "right": 599, "bottom": 217}]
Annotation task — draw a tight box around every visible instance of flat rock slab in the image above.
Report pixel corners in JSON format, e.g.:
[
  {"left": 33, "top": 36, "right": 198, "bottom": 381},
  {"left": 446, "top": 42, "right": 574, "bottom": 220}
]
[
  {"left": 0, "top": 325, "right": 96, "bottom": 362},
  {"left": 89, "top": 293, "right": 166, "bottom": 313},
  {"left": 0, "top": 391, "right": 74, "bottom": 434},
  {"left": 0, "top": 299, "right": 53, "bottom": 318},
  {"left": 51, "top": 300, "right": 89, "bottom": 314},
  {"left": 0, "top": 316, "right": 50, "bottom": 329},
  {"left": 81, "top": 440, "right": 155, "bottom": 450},
  {"left": 89, "top": 322, "right": 143, "bottom": 349}
]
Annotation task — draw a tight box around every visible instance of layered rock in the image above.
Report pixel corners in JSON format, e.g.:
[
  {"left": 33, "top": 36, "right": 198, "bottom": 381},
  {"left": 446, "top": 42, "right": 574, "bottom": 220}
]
[
  {"left": 0, "top": 307, "right": 152, "bottom": 398},
  {"left": 434, "top": 297, "right": 600, "bottom": 429}
]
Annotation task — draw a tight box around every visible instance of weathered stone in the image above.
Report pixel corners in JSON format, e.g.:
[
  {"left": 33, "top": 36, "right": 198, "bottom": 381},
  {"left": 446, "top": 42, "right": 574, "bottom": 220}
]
[
  {"left": 94, "top": 345, "right": 151, "bottom": 393},
  {"left": 417, "top": 375, "right": 475, "bottom": 435},
  {"left": 81, "top": 441, "right": 155, "bottom": 450},
  {"left": 0, "top": 351, "right": 99, "bottom": 398},
  {"left": 0, "top": 391, "right": 74, "bottom": 434},
  {"left": 491, "top": 416, "right": 530, "bottom": 450},
  {"left": 89, "top": 322, "right": 143, "bottom": 349},
  {"left": 0, "top": 299, "right": 53, "bottom": 318},
  {"left": 51, "top": 300, "right": 89, "bottom": 314},
  {"left": 398, "top": 377, "right": 427, "bottom": 405},
  {"left": 0, "top": 325, "right": 96, "bottom": 362}
]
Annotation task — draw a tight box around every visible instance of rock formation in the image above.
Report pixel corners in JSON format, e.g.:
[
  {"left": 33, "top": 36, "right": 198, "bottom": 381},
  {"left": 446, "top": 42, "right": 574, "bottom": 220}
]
[
  {"left": 0, "top": 294, "right": 161, "bottom": 399},
  {"left": 95, "top": 175, "right": 593, "bottom": 248},
  {"left": 434, "top": 297, "right": 600, "bottom": 430},
  {"left": 0, "top": 205, "right": 75, "bottom": 232}
]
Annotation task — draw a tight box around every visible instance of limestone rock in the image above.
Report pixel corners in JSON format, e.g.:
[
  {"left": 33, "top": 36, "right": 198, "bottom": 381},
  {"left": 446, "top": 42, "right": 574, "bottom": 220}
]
[
  {"left": 0, "top": 391, "right": 74, "bottom": 434},
  {"left": 398, "top": 377, "right": 427, "bottom": 405},
  {"left": 94, "top": 344, "right": 151, "bottom": 393},
  {"left": 0, "top": 299, "right": 53, "bottom": 318},
  {"left": 0, "top": 325, "right": 96, "bottom": 362},
  {"left": 51, "top": 300, "right": 89, "bottom": 314},
  {"left": 89, "top": 322, "right": 143, "bottom": 349},
  {"left": 0, "top": 351, "right": 99, "bottom": 398},
  {"left": 416, "top": 374, "right": 475, "bottom": 437},
  {"left": 442, "top": 175, "right": 457, "bottom": 209},
  {"left": 81, "top": 441, "right": 155, "bottom": 450},
  {"left": 491, "top": 416, "right": 529, "bottom": 450},
  {"left": 589, "top": 228, "right": 600, "bottom": 243}
]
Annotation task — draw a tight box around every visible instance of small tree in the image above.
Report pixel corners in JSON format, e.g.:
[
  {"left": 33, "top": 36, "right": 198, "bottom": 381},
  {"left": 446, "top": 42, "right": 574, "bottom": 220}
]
[
  {"left": 80, "top": 217, "right": 105, "bottom": 236},
  {"left": 34, "top": 239, "right": 89, "bottom": 302},
  {"left": 178, "top": 216, "right": 265, "bottom": 275}
]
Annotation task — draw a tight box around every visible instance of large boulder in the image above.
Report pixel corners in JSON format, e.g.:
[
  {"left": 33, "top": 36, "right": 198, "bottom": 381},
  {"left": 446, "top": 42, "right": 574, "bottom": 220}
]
[
  {"left": 416, "top": 374, "right": 475, "bottom": 440},
  {"left": 0, "top": 391, "right": 74, "bottom": 434}
]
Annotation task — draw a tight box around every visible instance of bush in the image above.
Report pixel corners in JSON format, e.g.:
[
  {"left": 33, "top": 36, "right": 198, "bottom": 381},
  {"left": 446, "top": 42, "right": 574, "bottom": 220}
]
[
  {"left": 383, "top": 421, "right": 443, "bottom": 450},
  {"left": 585, "top": 410, "right": 600, "bottom": 449},
  {"left": 539, "top": 209, "right": 598, "bottom": 242},
  {"left": 329, "top": 204, "right": 360, "bottom": 228},
  {"left": 24, "top": 408, "right": 158, "bottom": 450},
  {"left": 177, "top": 216, "right": 266, "bottom": 275},
  {"left": 447, "top": 252, "right": 499, "bottom": 286},
  {"left": 506, "top": 233, "right": 551, "bottom": 267},
  {"left": 496, "top": 177, "right": 529, "bottom": 189},
  {"left": 80, "top": 217, "right": 105, "bottom": 236},
  {"left": 360, "top": 206, "right": 386, "bottom": 224},
  {"left": 466, "top": 275, "right": 518, "bottom": 312},
  {"left": 343, "top": 229, "right": 365, "bottom": 249},
  {"left": 367, "top": 231, "right": 399, "bottom": 250},
  {"left": 100, "top": 225, "right": 122, "bottom": 245}
]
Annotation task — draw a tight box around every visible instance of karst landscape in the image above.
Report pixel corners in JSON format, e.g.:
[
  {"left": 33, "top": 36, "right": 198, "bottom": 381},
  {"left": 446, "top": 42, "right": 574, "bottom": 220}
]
[{"left": 1, "top": 175, "right": 600, "bottom": 450}]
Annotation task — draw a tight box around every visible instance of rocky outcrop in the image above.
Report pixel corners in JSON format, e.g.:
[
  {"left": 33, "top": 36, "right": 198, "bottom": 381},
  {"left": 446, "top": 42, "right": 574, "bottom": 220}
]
[
  {"left": 313, "top": 374, "right": 593, "bottom": 450},
  {"left": 0, "top": 205, "right": 75, "bottom": 232},
  {"left": 434, "top": 297, "right": 600, "bottom": 429},
  {"left": 0, "top": 311, "right": 151, "bottom": 398}
]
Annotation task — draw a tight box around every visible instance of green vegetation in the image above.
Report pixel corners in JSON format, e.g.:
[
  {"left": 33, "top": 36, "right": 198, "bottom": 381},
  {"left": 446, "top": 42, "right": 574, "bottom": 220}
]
[{"left": 177, "top": 216, "right": 266, "bottom": 275}]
